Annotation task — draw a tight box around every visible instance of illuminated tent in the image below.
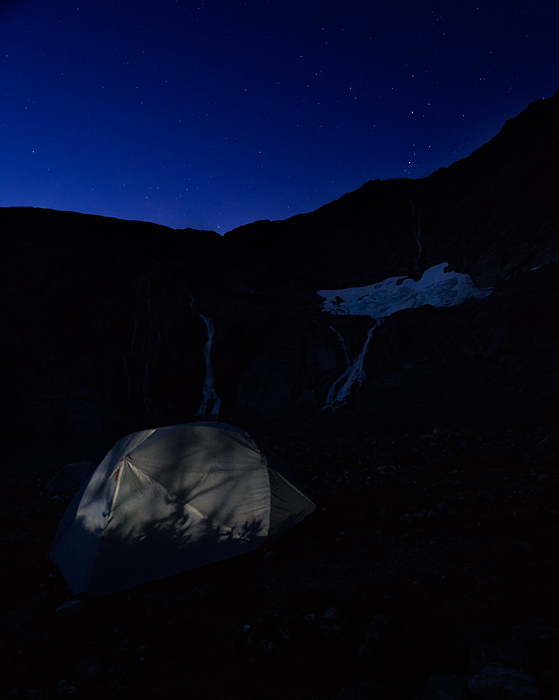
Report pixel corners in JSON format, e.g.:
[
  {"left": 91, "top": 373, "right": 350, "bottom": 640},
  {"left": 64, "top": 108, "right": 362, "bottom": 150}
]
[{"left": 50, "top": 422, "right": 315, "bottom": 598}]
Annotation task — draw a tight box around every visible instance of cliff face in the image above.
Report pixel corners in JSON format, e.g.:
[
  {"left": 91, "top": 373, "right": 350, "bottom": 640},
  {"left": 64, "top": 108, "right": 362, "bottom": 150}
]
[{"left": 2, "top": 92, "right": 558, "bottom": 438}]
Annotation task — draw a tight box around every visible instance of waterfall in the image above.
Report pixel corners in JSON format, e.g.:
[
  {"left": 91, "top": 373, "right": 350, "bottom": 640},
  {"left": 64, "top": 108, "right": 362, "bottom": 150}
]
[
  {"left": 325, "top": 320, "right": 383, "bottom": 408},
  {"left": 330, "top": 325, "right": 352, "bottom": 369},
  {"left": 142, "top": 330, "right": 160, "bottom": 415},
  {"left": 127, "top": 271, "right": 159, "bottom": 415},
  {"left": 411, "top": 199, "right": 423, "bottom": 275},
  {"left": 143, "top": 356, "right": 153, "bottom": 413},
  {"left": 195, "top": 314, "right": 221, "bottom": 419}
]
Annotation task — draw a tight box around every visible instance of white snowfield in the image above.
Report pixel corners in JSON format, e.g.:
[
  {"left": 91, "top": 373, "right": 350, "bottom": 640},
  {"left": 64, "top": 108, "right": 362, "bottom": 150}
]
[{"left": 317, "top": 263, "right": 492, "bottom": 319}]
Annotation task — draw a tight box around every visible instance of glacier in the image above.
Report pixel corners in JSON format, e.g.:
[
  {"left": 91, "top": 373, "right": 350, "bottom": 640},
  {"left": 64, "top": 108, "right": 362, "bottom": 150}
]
[
  {"left": 317, "top": 263, "right": 492, "bottom": 319},
  {"left": 319, "top": 263, "right": 492, "bottom": 407}
]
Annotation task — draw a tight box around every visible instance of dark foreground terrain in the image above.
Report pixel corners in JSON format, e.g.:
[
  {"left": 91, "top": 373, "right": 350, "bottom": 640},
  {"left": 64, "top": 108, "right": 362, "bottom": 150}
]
[
  {"left": 2, "top": 92, "right": 558, "bottom": 699},
  {"left": 2, "top": 383, "right": 558, "bottom": 700}
]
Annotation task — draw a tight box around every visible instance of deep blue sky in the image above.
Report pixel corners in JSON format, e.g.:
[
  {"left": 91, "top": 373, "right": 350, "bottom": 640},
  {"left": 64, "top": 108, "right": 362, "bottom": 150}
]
[{"left": 2, "top": 0, "right": 558, "bottom": 233}]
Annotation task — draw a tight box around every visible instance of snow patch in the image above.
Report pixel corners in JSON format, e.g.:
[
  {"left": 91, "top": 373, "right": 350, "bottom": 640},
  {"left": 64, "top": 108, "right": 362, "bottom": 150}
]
[{"left": 317, "top": 263, "right": 492, "bottom": 319}]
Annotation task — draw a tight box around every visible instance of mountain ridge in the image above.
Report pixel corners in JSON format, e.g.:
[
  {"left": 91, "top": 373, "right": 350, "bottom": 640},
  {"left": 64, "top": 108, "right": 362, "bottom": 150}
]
[
  {"left": 223, "top": 90, "right": 559, "bottom": 288},
  {"left": 1, "top": 90, "right": 558, "bottom": 438}
]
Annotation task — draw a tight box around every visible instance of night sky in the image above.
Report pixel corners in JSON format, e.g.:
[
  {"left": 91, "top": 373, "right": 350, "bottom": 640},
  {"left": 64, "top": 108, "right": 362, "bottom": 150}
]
[{"left": 2, "top": 1, "right": 558, "bottom": 233}]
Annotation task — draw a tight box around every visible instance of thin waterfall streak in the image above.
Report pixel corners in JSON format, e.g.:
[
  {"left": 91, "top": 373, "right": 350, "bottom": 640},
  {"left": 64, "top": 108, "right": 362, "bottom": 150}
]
[
  {"left": 129, "top": 309, "right": 139, "bottom": 355},
  {"left": 325, "top": 320, "right": 382, "bottom": 407},
  {"left": 143, "top": 357, "right": 150, "bottom": 403},
  {"left": 330, "top": 325, "right": 352, "bottom": 368},
  {"left": 142, "top": 356, "right": 157, "bottom": 415},
  {"left": 416, "top": 212, "right": 423, "bottom": 257},
  {"left": 411, "top": 198, "right": 423, "bottom": 273},
  {"left": 123, "top": 356, "right": 130, "bottom": 404},
  {"left": 195, "top": 314, "right": 221, "bottom": 419}
]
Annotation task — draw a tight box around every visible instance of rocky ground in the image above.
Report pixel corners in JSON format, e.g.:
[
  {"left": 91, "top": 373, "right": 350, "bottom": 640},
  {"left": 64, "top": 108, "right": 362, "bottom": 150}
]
[{"left": 2, "top": 384, "right": 558, "bottom": 700}]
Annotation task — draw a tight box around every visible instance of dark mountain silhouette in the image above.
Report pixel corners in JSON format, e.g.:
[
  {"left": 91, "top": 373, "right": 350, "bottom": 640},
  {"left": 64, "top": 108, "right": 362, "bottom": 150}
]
[
  {"left": 2, "top": 92, "right": 559, "bottom": 700},
  {"left": 2, "top": 90, "right": 558, "bottom": 439},
  {"left": 223, "top": 90, "right": 559, "bottom": 289}
]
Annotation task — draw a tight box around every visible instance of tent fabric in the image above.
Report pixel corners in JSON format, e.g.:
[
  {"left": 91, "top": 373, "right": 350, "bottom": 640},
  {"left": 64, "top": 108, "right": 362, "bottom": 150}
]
[{"left": 50, "top": 422, "right": 315, "bottom": 598}]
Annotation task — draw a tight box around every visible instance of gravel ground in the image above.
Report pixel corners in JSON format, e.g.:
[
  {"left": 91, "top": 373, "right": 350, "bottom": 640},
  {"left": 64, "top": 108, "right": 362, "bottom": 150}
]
[{"left": 1, "top": 402, "right": 558, "bottom": 700}]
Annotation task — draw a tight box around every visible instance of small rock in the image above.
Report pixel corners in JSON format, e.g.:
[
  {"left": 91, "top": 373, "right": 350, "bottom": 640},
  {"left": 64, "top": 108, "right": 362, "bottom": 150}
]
[
  {"left": 264, "top": 551, "right": 277, "bottom": 562},
  {"left": 496, "top": 636, "right": 532, "bottom": 669},
  {"left": 338, "top": 688, "right": 372, "bottom": 700},
  {"left": 538, "top": 670, "right": 555, "bottom": 690},
  {"left": 355, "top": 681, "right": 387, "bottom": 696},
  {"left": 468, "top": 645, "right": 501, "bottom": 675},
  {"left": 55, "top": 600, "right": 86, "bottom": 619},
  {"left": 75, "top": 655, "right": 102, "bottom": 685},
  {"left": 469, "top": 636, "right": 531, "bottom": 673},
  {"left": 508, "top": 617, "right": 559, "bottom": 649},
  {"left": 456, "top": 624, "right": 503, "bottom": 656},
  {"left": 338, "top": 687, "right": 370, "bottom": 700},
  {"left": 323, "top": 607, "right": 339, "bottom": 622},
  {"left": 276, "top": 627, "right": 291, "bottom": 641},
  {"left": 400, "top": 512, "right": 425, "bottom": 523},
  {"left": 468, "top": 665, "right": 541, "bottom": 700},
  {"left": 357, "top": 644, "right": 372, "bottom": 663},
  {"left": 57, "top": 680, "right": 72, "bottom": 694},
  {"left": 426, "top": 674, "right": 470, "bottom": 700},
  {"left": 373, "top": 614, "right": 388, "bottom": 630},
  {"left": 365, "top": 623, "right": 382, "bottom": 649}
]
